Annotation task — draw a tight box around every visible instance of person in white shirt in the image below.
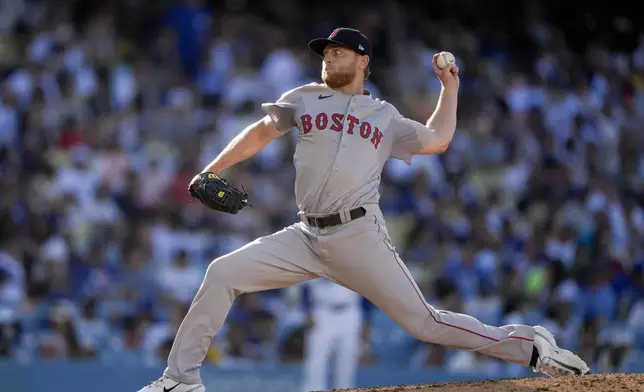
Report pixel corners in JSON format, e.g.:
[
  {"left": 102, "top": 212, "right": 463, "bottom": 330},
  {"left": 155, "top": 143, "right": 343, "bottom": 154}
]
[{"left": 155, "top": 251, "right": 203, "bottom": 306}]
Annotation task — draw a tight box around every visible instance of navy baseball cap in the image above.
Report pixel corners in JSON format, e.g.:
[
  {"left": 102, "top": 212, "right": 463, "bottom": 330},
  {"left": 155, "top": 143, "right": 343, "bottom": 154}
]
[{"left": 308, "top": 28, "right": 372, "bottom": 60}]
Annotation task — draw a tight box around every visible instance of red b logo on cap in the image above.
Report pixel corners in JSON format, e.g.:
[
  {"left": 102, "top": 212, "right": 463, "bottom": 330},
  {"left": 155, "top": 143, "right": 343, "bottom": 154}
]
[{"left": 329, "top": 28, "right": 339, "bottom": 38}]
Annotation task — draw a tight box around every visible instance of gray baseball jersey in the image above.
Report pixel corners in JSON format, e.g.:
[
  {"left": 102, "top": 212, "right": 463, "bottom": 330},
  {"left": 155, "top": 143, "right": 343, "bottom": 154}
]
[
  {"left": 162, "top": 82, "right": 538, "bottom": 387},
  {"left": 261, "top": 82, "right": 433, "bottom": 214}
]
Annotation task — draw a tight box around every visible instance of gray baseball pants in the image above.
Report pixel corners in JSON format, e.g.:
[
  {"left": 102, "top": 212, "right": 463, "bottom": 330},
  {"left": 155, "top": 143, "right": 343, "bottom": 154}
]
[{"left": 164, "top": 204, "right": 535, "bottom": 384}]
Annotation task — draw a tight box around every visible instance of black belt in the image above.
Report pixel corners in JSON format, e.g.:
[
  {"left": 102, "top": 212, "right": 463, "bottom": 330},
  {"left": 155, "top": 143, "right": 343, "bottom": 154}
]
[{"left": 306, "top": 207, "right": 366, "bottom": 229}]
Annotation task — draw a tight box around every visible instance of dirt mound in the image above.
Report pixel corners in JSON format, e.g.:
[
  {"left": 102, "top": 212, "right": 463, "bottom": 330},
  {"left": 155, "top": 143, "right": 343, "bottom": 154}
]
[{"left": 323, "top": 373, "right": 644, "bottom": 392}]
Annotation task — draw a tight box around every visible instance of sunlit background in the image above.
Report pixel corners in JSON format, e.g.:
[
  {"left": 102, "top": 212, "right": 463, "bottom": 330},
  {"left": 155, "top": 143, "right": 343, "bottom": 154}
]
[{"left": 1, "top": 0, "right": 643, "bottom": 391}]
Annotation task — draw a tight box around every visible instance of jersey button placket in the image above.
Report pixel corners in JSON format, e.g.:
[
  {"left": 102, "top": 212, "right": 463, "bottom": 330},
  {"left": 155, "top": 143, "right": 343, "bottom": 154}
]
[
  {"left": 325, "top": 96, "right": 352, "bottom": 203},
  {"left": 340, "top": 99, "right": 354, "bottom": 150}
]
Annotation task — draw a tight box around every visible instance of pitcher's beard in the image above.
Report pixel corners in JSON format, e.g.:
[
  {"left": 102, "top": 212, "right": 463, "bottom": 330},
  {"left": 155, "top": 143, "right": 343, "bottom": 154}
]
[{"left": 322, "top": 69, "right": 356, "bottom": 89}]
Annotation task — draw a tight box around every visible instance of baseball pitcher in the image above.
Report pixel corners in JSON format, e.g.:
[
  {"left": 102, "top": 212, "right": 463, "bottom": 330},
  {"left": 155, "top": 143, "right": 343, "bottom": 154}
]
[{"left": 139, "top": 28, "right": 589, "bottom": 392}]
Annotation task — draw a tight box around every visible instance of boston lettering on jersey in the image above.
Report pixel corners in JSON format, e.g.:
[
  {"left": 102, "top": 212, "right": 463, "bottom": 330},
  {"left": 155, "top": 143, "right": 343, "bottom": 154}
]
[{"left": 300, "top": 112, "right": 383, "bottom": 149}]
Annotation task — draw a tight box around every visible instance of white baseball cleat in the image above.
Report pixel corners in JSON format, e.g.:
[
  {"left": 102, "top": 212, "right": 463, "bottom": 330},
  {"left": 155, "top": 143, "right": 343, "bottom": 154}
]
[
  {"left": 137, "top": 376, "right": 205, "bottom": 392},
  {"left": 532, "top": 326, "right": 590, "bottom": 376}
]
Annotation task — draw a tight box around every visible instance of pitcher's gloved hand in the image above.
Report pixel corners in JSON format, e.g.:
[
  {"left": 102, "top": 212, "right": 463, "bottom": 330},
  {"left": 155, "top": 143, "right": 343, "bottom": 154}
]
[{"left": 188, "top": 172, "right": 249, "bottom": 214}]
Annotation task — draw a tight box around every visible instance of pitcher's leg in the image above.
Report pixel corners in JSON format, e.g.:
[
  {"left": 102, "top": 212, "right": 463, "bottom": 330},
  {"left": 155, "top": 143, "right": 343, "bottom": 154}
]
[
  {"left": 165, "top": 225, "right": 323, "bottom": 385},
  {"left": 327, "top": 215, "right": 534, "bottom": 366}
]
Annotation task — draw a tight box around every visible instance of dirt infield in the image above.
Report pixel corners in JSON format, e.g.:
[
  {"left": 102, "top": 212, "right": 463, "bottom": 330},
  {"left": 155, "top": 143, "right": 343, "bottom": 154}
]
[{"left": 319, "top": 373, "right": 644, "bottom": 392}]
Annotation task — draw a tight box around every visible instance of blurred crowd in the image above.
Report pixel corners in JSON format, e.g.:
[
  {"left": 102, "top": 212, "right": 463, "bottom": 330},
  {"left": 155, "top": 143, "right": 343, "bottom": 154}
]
[{"left": 1, "top": 0, "right": 644, "bottom": 377}]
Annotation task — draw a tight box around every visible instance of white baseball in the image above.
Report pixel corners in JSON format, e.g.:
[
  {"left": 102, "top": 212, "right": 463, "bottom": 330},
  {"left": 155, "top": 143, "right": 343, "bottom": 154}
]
[{"left": 436, "top": 51, "right": 455, "bottom": 70}]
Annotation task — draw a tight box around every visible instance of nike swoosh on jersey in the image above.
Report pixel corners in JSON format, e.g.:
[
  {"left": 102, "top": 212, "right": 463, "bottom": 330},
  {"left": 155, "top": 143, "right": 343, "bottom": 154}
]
[{"left": 318, "top": 94, "right": 333, "bottom": 99}]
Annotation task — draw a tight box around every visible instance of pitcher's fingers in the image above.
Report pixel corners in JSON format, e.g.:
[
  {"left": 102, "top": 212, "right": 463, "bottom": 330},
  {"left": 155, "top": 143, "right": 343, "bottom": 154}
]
[{"left": 432, "top": 54, "right": 441, "bottom": 73}]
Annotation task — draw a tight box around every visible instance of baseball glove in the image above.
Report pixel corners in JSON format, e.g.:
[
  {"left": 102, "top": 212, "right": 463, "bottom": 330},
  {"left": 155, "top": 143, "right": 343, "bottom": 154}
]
[{"left": 188, "top": 172, "right": 250, "bottom": 214}]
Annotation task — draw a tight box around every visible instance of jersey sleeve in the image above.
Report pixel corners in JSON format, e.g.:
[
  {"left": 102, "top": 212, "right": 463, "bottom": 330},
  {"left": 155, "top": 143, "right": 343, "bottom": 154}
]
[
  {"left": 389, "top": 111, "right": 433, "bottom": 164},
  {"left": 260, "top": 88, "right": 302, "bottom": 132}
]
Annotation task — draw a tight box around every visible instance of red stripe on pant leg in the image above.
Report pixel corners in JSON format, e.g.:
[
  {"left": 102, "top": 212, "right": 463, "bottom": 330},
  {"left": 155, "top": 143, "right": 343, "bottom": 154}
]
[
  {"left": 432, "top": 316, "right": 534, "bottom": 342},
  {"left": 393, "top": 251, "right": 534, "bottom": 342},
  {"left": 373, "top": 218, "right": 534, "bottom": 343}
]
